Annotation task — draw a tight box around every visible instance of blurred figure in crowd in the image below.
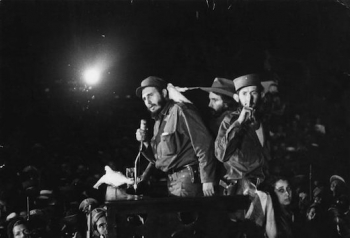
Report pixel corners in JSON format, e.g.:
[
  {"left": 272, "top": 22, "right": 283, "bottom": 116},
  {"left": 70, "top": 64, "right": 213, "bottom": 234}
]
[
  {"left": 7, "top": 218, "right": 29, "bottom": 238},
  {"left": 330, "top": 175, "right": 348, "bottom": 205},
  {"left": 91, "top": 208, "right": 107, "bottom": 238},
  {"left": 303, "top": 202, "right": 329, "bottom": 238}
]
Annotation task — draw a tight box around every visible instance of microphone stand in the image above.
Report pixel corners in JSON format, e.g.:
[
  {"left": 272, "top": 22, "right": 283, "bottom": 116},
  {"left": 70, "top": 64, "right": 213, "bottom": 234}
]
[
  {"left": 134, "top": 119, "right": 147, "bottom": 192},
  {"left": 134, "top": 141, "right": 143, "bottom": 191},
  {"left": 86, "top": 204, "right": 92, "bottom": 238}
]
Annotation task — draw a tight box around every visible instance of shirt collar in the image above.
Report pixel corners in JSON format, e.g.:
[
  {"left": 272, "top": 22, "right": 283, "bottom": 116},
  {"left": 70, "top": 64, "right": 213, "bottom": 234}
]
[{"left": 154, "top": 100, "right": 173, "bottom": 120}]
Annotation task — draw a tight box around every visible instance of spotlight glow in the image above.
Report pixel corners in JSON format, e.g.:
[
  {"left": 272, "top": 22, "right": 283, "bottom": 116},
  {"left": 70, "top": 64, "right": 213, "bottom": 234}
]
[{"left": 83, "top": 68, "right": 101, "bottom": 85}]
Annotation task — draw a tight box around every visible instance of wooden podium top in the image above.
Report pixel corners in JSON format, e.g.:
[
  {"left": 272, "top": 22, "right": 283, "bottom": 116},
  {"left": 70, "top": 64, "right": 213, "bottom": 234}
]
[{"left": 105, "top": 187, "right": 251, "bottom": 238}]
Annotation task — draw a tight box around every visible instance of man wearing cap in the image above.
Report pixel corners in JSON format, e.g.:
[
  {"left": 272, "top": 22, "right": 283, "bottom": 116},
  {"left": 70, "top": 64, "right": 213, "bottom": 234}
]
[
  {"left": 135, "top": 76, "right": 215, "bottom": 197},
  {"left": 329, "top": 175, "right": 348, "bottom": 205},
  {"left": 215, "top": 73, "right": 270, "bottom": 193},
  {"left": 199, "top": 77, "right": 237, "bottom": 135},
  {"left": 215, "top": 74, "right": 275, "bottom": 238}
]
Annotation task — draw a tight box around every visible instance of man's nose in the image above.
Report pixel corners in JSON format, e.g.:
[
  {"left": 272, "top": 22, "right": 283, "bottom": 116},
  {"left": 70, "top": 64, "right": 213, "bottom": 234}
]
[
  {"left": 145, "top": 98, "right": 151, "bottom": 106},
  {"left": 247, "top": 94, "right": 253, "bottom": 106}
]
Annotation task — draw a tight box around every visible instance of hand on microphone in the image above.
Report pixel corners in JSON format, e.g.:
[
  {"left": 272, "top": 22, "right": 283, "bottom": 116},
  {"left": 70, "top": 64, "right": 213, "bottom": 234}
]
[{"left": 136, "top": 120, "right": 147, "bottom": 141}]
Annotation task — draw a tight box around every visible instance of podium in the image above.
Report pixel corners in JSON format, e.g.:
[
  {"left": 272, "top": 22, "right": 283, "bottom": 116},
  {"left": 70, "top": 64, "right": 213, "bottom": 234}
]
[{"left": 105, "top": 187, "right": 250, "bottom": 238}]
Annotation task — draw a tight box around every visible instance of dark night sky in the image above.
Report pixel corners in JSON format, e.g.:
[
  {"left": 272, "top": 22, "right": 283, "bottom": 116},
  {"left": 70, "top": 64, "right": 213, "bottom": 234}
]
[
  {"left": 1, "top": 0, "right": 350, "bottom": 155},
  {"left": 2, "top": 0, "right": 346, "bottom": 91}
]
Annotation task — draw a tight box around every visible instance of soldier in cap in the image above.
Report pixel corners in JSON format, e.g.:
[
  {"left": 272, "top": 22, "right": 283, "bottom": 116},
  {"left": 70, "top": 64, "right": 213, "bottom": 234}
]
[
  {"left": 215, "top": 74, "right": 276, "bottom": 238},
  {"left": 215, "top": 73, "right": 270, "bottom": 192},
  {"left": 135, "top": 76, "right": 216, "bottom": 197}
]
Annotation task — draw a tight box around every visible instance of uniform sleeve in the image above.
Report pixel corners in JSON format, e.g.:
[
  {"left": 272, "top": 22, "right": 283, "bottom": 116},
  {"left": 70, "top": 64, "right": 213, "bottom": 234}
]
[
  {"left": 141, "top": 144, "right": 156, "bottom": 164},
  {"left": 215, "top": 113, "right": 245, "bottom": 162},
  {"left": 265, "top": 193, "right": 277, "bottom": 238},
  {"left": 179, "top": 104, "right": 216, "bottom": 183}
]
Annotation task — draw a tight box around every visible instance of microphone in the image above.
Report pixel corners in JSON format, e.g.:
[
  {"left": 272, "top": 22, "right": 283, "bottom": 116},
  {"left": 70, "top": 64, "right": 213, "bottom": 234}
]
[
  {"left": 140, "top": 119, "right": 147, "bottom": 140},
  {"left": 139, "top": 119, "right": 147, "bottom": 150}
]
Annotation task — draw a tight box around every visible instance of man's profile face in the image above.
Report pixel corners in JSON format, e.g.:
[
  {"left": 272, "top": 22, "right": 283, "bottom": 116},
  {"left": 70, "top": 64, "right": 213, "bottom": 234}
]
[
  {"left": 142, "top": 87, "right": 166, "bottom": 117},
  {"left": 208, "top": 92, "right": 226, "bottom": 117},
  {"left": 330, "top": 180, "right": 340, "bottom": 192},
  {"left": 237, "top": 85, "right": 261, "bottom": 109}
]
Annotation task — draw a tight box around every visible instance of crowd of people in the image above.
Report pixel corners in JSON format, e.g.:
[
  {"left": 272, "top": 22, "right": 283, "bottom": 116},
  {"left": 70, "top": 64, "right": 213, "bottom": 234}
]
[{"left": 0, "top": 73, "right": 349, "bottom": 238}]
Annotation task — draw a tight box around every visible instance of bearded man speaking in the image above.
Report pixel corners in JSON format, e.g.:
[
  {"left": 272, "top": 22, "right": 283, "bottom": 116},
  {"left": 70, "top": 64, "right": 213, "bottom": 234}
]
[{"left": 135, "top": 76, "right": 216, "bottom": 197}]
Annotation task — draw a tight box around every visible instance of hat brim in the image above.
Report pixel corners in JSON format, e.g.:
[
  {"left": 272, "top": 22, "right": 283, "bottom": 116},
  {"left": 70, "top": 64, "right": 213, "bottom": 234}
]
[
  {"left": 136, "top": 86, "right": 146, "bottom": 98},
  {"left": 199, "top": 87, "right": 234, "bottom": 97},
  {"left": 330, "top": 175, "right": 346, "bottom": 184},
  {"left": 136, "top": 85, "right": 163, "bottom": 98}
]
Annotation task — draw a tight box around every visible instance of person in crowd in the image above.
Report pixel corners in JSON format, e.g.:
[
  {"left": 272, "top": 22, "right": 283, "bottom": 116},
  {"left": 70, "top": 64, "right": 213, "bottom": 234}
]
[
  {"left": 303, "top": 202, "right": 330, "bottom": 238},
  {"left": 329, "top": 175, "right": 348, "bottom": 206},
  {"left": 61, "top": 208, "right": 85, "bottom": 238},
  {"left": 7, "top": 217, "right": 29, "bottom": 238},
  {"left": 135, "top": 76, "right": 216, "bottom": 197},
  {"left": 27, "top": 208, "right": 50, "bottom": 238},
  {"left": 268, "top": 176, "right": 294, "bottom": 238},
  {"left": 328, "top": 194, "right": 350, "bottom": 238},
  {"left": 91, "top": 208, "right": 107, "bottom": 238}
]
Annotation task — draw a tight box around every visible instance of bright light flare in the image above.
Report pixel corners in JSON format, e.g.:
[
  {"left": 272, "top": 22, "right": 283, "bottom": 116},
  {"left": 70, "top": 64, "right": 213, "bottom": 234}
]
[{"left": 83, "top": 68, "right": 101, "bottom": 85}]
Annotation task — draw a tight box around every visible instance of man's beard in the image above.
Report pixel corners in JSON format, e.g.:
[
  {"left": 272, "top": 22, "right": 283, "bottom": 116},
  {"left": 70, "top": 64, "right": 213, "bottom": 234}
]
[
  {"left": 209, "top": 106, "right": 227, "bottom": 118},
  {"left": 148, "top": 97, "right": 167, "bottom": 118}
]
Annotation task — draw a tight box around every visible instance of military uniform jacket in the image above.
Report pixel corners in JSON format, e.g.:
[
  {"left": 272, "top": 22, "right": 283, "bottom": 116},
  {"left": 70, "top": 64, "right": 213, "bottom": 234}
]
[
  {"left": 142, "top": 100, "right": 216, "bottom": 183},
  {"left": 215, "top": 109, "right": 271, "bottom": 182}
]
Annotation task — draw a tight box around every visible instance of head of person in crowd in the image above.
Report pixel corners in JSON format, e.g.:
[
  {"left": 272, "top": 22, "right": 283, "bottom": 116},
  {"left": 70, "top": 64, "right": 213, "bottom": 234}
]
[
  {"left": 91, "top": 208, "right": 107, "bottom": 237},
  {"left": 199, "top": 77, "right": 236, "bottom": 118},
  {"left": 79, "top": 198, "right": 99, "bottom": 216},
  {"left": 233, "top": 74, "right": 264, "bottom": 118},
  {"left": 136, "top": 76, "right": 168, "bottom": 118},
  {"left": 313, "top": 186, "right": 324, "bottom": 205},
  {"left": 0, "top": 199, "right": 7, "bottom": 220},
  {"left": 272, "top": 176, "right": 293, "bottom": 207},
  {"left": 329, "top": 175, "right": 347, "bottom": 198},
  {"left": 7, "top": 218, "right": 29, "bottom": 238}
]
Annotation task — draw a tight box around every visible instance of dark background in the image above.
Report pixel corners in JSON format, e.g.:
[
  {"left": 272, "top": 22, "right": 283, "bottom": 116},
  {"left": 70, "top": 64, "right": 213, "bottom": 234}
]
[{"left": 1, "top": 0, "right": 350, "bottom": 177}]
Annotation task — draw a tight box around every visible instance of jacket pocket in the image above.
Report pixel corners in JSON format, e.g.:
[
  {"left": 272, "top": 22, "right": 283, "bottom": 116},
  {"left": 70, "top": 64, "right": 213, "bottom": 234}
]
[{"left": 158, "top": 132, "right": 177, "bottom": 158}]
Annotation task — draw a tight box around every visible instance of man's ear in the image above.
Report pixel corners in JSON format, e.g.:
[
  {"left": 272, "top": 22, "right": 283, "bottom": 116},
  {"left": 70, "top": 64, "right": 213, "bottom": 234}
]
[
  {"left": 233, "top": 94, "right": 239, "bottom": 103},
  {"left": 162, "top": 88, "right": 168, "bottom": 98}
]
